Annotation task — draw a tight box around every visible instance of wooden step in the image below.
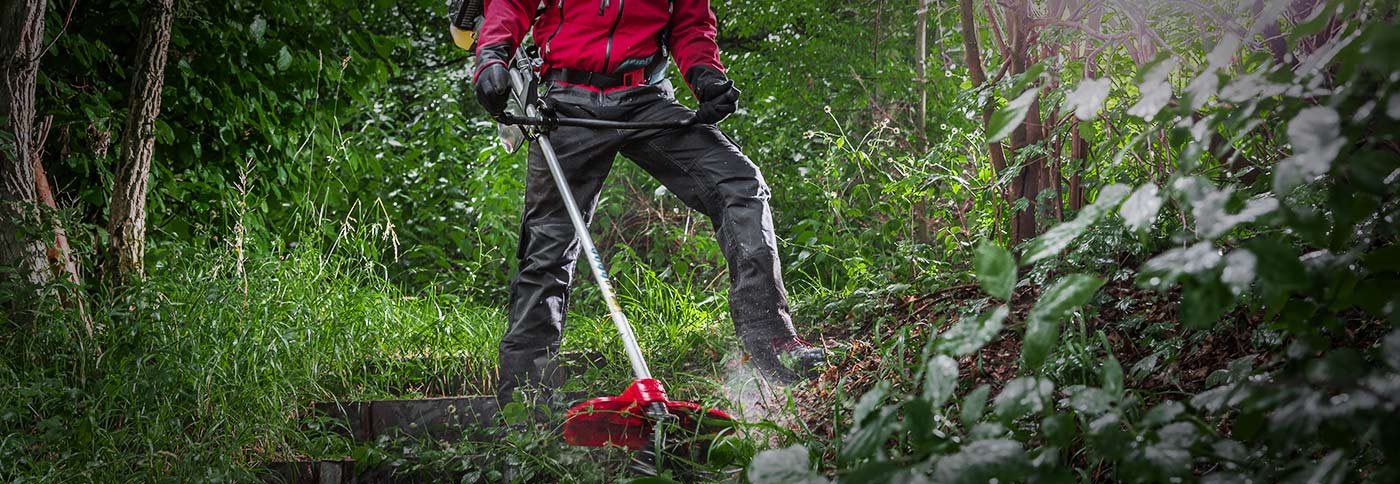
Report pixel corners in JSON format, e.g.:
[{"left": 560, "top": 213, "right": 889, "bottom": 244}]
[{"left": 309, "top": 396, "right": 500, "bottom": 443}]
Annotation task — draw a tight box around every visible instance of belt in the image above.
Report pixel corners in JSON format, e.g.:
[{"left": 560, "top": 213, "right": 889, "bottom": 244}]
[{"left": 542, "top": 68, "right": 650, "bottom": 89}]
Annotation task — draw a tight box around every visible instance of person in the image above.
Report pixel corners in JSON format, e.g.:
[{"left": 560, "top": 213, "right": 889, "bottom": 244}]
[{"left": 472, "top": 0, "right": 827, "bottom": 404}]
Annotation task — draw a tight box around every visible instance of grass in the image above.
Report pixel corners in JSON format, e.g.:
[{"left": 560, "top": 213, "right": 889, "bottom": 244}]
[{"left": 0, "top": 225, "right": 774, "bottom": 482}]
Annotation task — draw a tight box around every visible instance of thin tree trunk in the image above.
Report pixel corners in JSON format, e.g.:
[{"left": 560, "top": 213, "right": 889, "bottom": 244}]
[
  {"left": 1005, "top": 0, "right": 1040, "bottom": 244},
  {"left": 107, "top": 0, "right": 174, "bottom": 284},
  {"left": 916, "top": 0, "right": 928, "bottom": 149},
  {"left": 32, "top": 117, "right": 79, "bottom": 287},
  {"left": 1069, "top": 117, "right": 1087, "bottom": 210},
  {"left": 1, "top": 0, "right": 52, "bottom": 293},
  {"left": 959, "top": 0, "right": 1012, "bottom": 242},
  {"left": 1069, "top": 6, "right": 1104, "bottom": 211},
  {"left": 33, "top": 122, "right": 93, "bottom": 334}
]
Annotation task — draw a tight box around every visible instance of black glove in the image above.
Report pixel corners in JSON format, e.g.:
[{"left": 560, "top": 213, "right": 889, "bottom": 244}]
[
  {"left": 685, "top": 66, "right": 740, "bottom": 125},
  {"left": 473, "top": 43, "right": 512, "bottom": 120}
]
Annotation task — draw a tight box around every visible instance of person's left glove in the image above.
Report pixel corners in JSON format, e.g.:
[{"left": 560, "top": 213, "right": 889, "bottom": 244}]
[
  {"left": 473, "top": 43, "right": 513, "bottom": 120},
  {"left": 686, "top": 66, "right": 740, "bottom": 125}
]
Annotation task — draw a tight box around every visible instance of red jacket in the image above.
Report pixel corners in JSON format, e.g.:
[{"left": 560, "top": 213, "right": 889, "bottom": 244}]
[{"left": 475, "top": 0, "right": 724, "bottom": 87}]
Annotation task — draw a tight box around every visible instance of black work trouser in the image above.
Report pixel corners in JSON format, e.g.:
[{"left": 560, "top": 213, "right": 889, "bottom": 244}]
[{"left": 496, "top": 81, "right": 798, "bottom": 402}]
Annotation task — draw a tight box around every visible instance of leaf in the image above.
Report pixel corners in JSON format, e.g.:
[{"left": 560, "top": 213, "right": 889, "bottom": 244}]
[
  {"left": 931, "top": 439, "right": 1029, "bottom": 484},
  {"left": 1060, "top": 385, "right": 1113, "bottom": 415},
  {"left": 934, "top": 305, "right": 1010, "bottom": 356},
  {"left": 839, "top": 411, "right": 893, "bottom": 464},
  {"left": 1142, "top": 401, "right": 1186, "bottom": 427},
  {"left": 853, "top": 381, "right": 889, "bottom": 426},
  {"left": 904, "top": 398, "right": 936, "bottom": 447},
  {"left": 1102, "top": 353, "right": 1125, "bottom": 399},
  {"left": 1064, "top": 78, "right": 1111, "bottom": 120},
  {"left": 627, "top": 478, "right": 680, "bottom": 484},
  {"left": 1023, "top": 184, "right": 1131, "bottom": 264},
  {"left": 974, "top": 241, "right": 1016, "bottom": 300},
  {"left": 988, "top": 88, "right": 1039, "bottom": 143},
  {"left": 1220, "top": 249, "right": 1258, "bottom": 296},
  {"left": 1041, "top": 413, "right": 1076, "bottom": 448},
  {"left": 1136, "top": 442, "right": 1192, "bottom": 480},
  {"left": 1383, "top": 331, "right": 1400, "bottom": 371},
  {"left": 1120, "top": 184, "right": 1163, "bottom": 233},
  {"left": 1022, "top": 274, "right": 1105, "bottom": 371},
  {"left": 277, "top": 46, "right": 293, "bottom": 70},
  {"left": 1128, "top": 59, "right": 1178, "bottom": 120},
  {"left": 841, "top": 462, "right": 905, "bottom": 483},
  {"left": 960, "top": 385, "right": 991, "bottom": 428},
  {"left": 923, "top": 355, "right": 959, "bottom": 408},
  {"left": 748, "top": 445, "right": 828, "bottom": 484},
  {"left": 994, "top": 377, "right": 1055, "bottom": 420},
  {"left": 1300, "top": 450, "right": 1349, "bottom": 484},
  {"left": 1139, "top": 242, "right": 1222, "bottom": 288},
  {"left": 1181, "top": 278, "right": 1233, "bottom": 329},
  {"left": 1274, "top": 107, "right": 1344, "bottom": 195},
  {"left": 249, "top": 16, "right": 267, "bottom": 44}
]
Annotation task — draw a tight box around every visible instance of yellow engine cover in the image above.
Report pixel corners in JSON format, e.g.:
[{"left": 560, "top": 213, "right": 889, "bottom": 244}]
[{"left": 450, "top": 26, "right": 477, "bottom": 52}]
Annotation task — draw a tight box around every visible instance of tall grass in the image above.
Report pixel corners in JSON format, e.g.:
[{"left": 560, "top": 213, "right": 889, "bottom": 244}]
[
  {"left": 1, "top": 215, "right": 780, "bottom": 482},
  {"left": 1, "top": 231, "right": 508, "bottom": 481}
]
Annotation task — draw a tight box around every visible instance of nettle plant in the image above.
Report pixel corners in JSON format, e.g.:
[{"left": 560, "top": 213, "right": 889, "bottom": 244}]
[{"left": 745, "top": 8, "right": 1399, "bottom": 484}]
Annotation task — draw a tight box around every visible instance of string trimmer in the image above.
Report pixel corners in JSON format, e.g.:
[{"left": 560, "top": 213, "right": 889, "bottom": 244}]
[
  {"left": 448, "top": 2, "right": 735, "bottom": 472},
  {"left": 488, "top": 43, "right": 736, "bottom": 475}
]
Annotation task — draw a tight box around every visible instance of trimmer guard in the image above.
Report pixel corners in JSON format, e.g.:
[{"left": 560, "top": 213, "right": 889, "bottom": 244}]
[{"left": 563, "top": 378, "right": 733, "bottom": 449}]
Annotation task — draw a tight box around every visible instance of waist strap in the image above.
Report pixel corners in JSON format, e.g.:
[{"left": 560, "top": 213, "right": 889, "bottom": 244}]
[{"left": 543, "top": 68, "right": 650, "bottom": 89}]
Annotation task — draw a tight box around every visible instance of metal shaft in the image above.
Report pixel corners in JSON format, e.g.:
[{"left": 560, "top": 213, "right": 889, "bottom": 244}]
[
  {"left": 509, "top": 66, "right": 651, "bottom": 380},
  {"left": 535, "top": 136, "right": 651, "bottom": 380}
]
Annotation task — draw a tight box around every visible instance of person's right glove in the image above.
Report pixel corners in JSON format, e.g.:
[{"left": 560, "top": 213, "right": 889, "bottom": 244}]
[
  {"left": 473, "top": 43, "right": 512, "bottom": 120},
  {"left": 685, "top": 66, "right": 740, "bottom": 125}
]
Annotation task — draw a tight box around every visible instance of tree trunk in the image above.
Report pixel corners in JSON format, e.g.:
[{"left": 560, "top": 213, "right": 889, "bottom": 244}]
[
  {"left": 1005, "top": 0, "right": 1040, "bottom": 244},
  {"left": 0, "top": 0, "right": 52, "bottom": 292},
  {"left": 916, "top": 0, "right": 928, "bottom": 149},
  {"left": 1069, "top": 118, "right": 1087, "bottom": 210},
  {"left": 107, "top": 0, "right": 174, "bottom": 284},
  {"left": 958, "top": 0, "right": 1006, "bottom": 175},
  {"left": 33, "top": 127, "right": 93, "bottom": 335}
]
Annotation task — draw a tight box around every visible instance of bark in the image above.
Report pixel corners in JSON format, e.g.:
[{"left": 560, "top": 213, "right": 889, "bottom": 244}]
[
  {"left": 1069, "top": 118, "right": 1087, "bottom": 210},
  {"left": 0, "top": 0, "right": 51, "bottom": 291},
  {"left": 31, "top": 117, "right": 78, "bottom": 287},
  {"left": 1048, "top": 109, "right": 1064, "bottom": 222},
  {"left": 957, "top": 0, "right": 1007, "bottom": 174},
  {"left": 1068, "top": 5, "right": 1104, "bottom": 212},
  {"left": 33, "top": 123, "right": 92, "bottom": 334},
  {"left": 1006, "top": 0, "right": 1041, "bottom": 244},
  {"left": 106, "top": 0, "right": 174, "bottom": 284}
]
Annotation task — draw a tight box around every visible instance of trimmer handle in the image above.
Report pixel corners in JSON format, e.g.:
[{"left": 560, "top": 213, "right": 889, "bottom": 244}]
[{"left": 499, "top": 115, "right": 696, "bottom": 130}]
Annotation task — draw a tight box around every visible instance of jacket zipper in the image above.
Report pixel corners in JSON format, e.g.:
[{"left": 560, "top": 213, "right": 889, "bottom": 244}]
[
  {"left": 602, "top": 0, "right": 624, "bottom": 72},
  {"left": 544, "top": 0, "right": 566, "bottom": 58}
]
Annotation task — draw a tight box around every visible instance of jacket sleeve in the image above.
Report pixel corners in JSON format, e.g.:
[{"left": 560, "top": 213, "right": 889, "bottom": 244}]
[
  {"left": 667, "top": 0, "right": 725, "bottom": 87},
  {"left": 474, "top": 0, "right": 534, "bottom": 75}
]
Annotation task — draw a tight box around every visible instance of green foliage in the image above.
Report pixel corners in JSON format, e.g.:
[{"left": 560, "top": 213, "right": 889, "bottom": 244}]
[
  {"left": 11, "top": 0, "right": 1400, "bottom": 481},
  {"left": 972, "top": 240, "right": 1015, "bottom": 300},
  {"left": 745, "top": 3, "right": 1400, "bottom": 483},
  {"left": 1021, "top": 273, "right": 1104, "bottom": 371}
]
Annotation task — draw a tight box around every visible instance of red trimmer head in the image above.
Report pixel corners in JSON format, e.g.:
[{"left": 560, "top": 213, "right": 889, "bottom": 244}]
[{"left": 563, "top": 378, "right": 733, "bottom": 450}]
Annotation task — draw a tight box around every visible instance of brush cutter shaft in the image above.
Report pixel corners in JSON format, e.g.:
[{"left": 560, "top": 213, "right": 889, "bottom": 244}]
[
  {"left": 507, "top": 64, "right": 654, "bottom": 381},
  {"left": 535, "top": 135, "right": 652, "bottom": 380}
]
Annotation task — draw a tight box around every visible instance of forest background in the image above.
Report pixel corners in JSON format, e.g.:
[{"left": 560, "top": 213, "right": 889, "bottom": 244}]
[{"left": 3, "top": 0, "right": 1399, "bottom": 482}]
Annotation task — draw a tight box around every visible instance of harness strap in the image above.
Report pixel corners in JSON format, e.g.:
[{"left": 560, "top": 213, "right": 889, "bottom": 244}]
[
  {"left": 543, "top": 50, "right": 668, "bottom": 89},
  {"left": 543, "top": 68, "right": 648, "bottom": 89}
]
